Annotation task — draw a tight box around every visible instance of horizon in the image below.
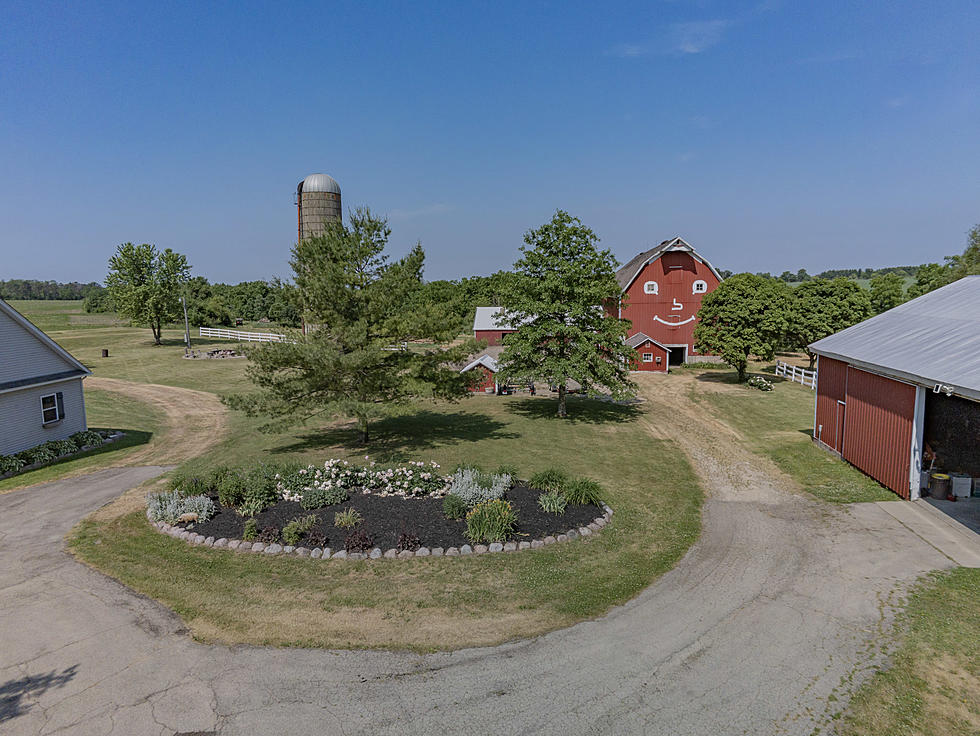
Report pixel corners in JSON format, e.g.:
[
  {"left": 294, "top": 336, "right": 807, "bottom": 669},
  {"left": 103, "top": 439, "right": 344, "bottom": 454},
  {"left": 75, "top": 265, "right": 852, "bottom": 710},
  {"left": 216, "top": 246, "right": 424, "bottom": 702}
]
[{"left": 2, "top": 1, "right": 978, "bottom": 284}]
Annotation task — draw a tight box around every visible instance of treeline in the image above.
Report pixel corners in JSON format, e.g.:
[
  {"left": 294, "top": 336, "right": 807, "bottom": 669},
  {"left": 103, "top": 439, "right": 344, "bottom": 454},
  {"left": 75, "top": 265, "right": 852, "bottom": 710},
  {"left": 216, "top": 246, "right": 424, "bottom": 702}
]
[
  {"left": 84, "top": 276, "right": 301, "bottom": 328},
  {"left": 0, "top": 279, "right": 103, "bottom": 300}
]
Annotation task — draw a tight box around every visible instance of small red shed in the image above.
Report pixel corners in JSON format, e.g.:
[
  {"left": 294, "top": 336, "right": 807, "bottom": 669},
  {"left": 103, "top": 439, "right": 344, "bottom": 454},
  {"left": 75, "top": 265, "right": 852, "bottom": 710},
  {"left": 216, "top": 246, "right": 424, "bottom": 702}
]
[
  {"left": 459, "top": 349, "right": 502, "bottom": 393},
  {"left": 810, "top": 276, "right": 980, "bottom": 499},
  {"left": 626, "top": 332, "right": 671, "bottom": 372}
]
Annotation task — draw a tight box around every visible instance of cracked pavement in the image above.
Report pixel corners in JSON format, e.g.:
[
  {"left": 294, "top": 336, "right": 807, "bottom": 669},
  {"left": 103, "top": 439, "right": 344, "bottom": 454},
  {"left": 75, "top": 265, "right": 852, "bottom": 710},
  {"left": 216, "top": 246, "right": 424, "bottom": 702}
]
[{"left": 0, "top": 376, "right": 954, "bottom": 735}]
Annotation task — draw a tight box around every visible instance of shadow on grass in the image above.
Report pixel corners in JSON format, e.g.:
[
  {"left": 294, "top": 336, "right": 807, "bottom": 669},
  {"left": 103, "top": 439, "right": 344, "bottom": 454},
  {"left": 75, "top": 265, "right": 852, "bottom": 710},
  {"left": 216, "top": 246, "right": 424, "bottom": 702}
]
[
  {"left": 695, "top": 371, "right": 787, "bottom": 385},
  {"left": 270, "top": 410, "right": 519, "bottom": 462},
  {"left": 505, "top": 396, "right": 643, "bottom": 424},
  {"left": 0, "top": 664, "right": 77, "bottom": 722}
]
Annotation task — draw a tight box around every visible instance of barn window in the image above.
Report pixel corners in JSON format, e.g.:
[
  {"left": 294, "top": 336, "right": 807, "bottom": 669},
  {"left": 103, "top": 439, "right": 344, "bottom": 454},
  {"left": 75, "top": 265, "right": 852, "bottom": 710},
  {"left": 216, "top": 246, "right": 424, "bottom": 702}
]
[
  {"left": 41, "top": 392, "right": 63, "bottom": 424},
  {"left": 642, "top": 353, "right": 654, "bottom": 362},
  {"left": 692, "top": 280, "right": 707, "bottom": 294},
  {"left": 643, "top": 281, "right": 659, "bottom": 294}
]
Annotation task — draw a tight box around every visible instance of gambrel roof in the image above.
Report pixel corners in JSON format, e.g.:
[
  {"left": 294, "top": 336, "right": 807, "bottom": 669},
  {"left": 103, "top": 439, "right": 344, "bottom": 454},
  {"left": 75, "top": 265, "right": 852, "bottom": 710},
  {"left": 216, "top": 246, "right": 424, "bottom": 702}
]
[
  {"left": 615, "top": 237, "right": 723, "bottom": 292},
  {"left": 0, "top": 298, "right": 90, "bottom": 394}
]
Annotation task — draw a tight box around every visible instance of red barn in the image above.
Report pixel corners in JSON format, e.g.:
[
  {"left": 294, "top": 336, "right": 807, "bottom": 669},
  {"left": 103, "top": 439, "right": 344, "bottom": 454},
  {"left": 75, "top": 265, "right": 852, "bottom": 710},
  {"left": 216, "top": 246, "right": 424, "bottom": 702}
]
[
  {"left": 810, "top": 276, "right": 980, "bottom": 499},
  {"left": 473, "top": 307, "right": 517, "bottom": 346},
  {"left": 614, "top": 237, "right": 723, "bottom": 370}
]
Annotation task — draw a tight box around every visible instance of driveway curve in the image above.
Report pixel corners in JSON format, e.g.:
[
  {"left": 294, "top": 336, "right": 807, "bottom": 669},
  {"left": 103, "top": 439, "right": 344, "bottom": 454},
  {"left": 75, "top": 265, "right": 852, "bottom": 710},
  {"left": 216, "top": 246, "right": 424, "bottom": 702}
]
[{"left": 0, "top": 376, "right": 952, "bottom": 736}]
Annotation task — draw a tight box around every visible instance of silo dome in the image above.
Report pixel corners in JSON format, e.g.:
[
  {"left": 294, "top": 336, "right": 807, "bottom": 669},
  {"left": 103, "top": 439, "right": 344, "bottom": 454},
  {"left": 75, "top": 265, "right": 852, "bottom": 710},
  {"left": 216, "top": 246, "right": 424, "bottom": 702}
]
[{"left": 298, "top": 173, "right": 341, "bottom": 195}]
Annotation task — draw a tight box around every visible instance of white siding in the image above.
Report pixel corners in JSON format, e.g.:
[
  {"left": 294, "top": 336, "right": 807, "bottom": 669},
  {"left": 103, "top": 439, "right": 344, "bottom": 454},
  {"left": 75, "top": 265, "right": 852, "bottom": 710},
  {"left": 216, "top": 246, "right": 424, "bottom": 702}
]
[
  {"left": 0, "top": 309, "right": 77, "bottom": 384},
  {"left": 0, "top": 378, "right": 88, "bottom": 456}
]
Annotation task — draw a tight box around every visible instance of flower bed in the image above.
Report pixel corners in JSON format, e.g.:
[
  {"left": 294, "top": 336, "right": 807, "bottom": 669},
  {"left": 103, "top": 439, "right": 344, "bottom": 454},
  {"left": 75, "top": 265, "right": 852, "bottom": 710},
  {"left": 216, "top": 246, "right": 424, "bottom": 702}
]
[
  {"left": 148, "top": 459, "right": 613, "bottom": 559},
  {"left": 0, "top": 430, "right": 123, "bottom": 479}
]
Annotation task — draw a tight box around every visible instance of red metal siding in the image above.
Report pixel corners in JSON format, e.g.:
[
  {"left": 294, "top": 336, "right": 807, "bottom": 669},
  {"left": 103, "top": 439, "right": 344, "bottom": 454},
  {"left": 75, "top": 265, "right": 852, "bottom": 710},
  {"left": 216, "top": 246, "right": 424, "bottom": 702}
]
[
  {"left": 467, "top": 365, "right": 496, "bottom": 392},
  {"left": 814, "top": 356, "right": 848, "bottom": 451},
  {"left": 620, "top": 252, "right": 720, "bottom": 356},
  {"left": 842, "top": 367, "right": 915, "bottom": 498},
  {"left": 632, "top": 340, "right": 669, "bottom": 372},
  {"left": 474, "top": 329, "right": 515, "bottom": 346}
]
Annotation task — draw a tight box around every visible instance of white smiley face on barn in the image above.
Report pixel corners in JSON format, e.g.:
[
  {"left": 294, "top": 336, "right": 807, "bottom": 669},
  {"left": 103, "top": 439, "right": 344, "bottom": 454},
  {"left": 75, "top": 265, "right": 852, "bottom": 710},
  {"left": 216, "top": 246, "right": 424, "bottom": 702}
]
[{"left": 653, "top": 297, "right": 696, "bottom": 326}]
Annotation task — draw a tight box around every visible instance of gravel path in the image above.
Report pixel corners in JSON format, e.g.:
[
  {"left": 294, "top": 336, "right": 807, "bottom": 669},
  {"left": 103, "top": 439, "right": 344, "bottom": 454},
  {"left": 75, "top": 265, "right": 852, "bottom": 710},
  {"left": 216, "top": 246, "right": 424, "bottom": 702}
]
[{"left": 0, "top": 376, "right": 952, "bottom": 735}]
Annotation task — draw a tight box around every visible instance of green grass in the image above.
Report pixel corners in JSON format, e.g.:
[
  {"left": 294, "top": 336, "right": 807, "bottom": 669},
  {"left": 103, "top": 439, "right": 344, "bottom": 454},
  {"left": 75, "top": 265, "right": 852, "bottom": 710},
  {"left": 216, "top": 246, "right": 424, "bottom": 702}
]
[
  {"left": 842, "top": 568, "right": 980, "bottom": 735},
  {"left": 69, "top": 393, "right": 703, "bottom": 651},
  {"left": 0, "top": 388, "right": 163, "bottom": 492},
  {"left": 692, "top": 368, "right": 896, "bottom": 503},
  {"left": 5, "top": 299, "right": 126, "bottom": 331}
]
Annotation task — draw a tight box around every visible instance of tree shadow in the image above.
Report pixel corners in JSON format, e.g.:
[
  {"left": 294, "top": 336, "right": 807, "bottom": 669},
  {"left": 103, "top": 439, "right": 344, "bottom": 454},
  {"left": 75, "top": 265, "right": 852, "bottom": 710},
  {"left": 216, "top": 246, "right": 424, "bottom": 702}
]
[
  {"left": 695, "top": 371, "right": 788, "bottom": 385},
  {"left": 505, "top": 395, "right": 643, "bottom": 424},
  {"left": 0, "top": 665, "right": 78, "bottom": 722},
  {"left": 270, "top": 410, "right": 520, "bottom": 463}
]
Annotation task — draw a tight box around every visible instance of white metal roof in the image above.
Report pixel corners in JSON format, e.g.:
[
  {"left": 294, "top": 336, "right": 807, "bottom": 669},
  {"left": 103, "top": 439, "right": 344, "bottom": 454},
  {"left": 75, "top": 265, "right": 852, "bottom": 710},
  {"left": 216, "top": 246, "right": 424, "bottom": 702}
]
[
  {"left": 472, "top": 306, "right": 516, "bottom": 332},
  {"left": 298, "top": 173, "right": 341, "bottom": 194},
  {"left": 809, "top": 276, "right": 980, "bottom": 401},
  {"left": 460, "top": 353, "right": 499, "bottom": 374}
]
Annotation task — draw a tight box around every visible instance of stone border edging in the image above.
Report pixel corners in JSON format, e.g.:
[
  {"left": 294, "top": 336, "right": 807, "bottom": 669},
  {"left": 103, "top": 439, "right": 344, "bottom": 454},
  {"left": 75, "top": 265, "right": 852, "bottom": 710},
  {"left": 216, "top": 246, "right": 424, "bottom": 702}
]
[{"left": 147, "top": 503, "right": 614, "bottom": 560}]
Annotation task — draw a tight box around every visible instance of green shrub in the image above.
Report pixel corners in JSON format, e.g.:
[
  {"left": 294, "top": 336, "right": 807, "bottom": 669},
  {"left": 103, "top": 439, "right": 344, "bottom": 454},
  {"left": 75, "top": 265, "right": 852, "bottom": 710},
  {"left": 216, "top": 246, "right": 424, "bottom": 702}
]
[
  {"left": 19, "top": 445, "right": 56, "bottom": 466},
  {"left": 179, "top": 476, "right": 209, "bottom": 497},
  {"left": 564, "top": 477, "right": 603, "bottom": 505},
  {"left": 465, "top": 499, "right": 518, "bottom": 543},
  {"left": 242, "top": 518, "right": 258, "bottom": 541},
  {"left": 529, "top": 468, "right": 568, "bottom": 493},
  {"left": 442, "top": 494, "right": 468, "bottom": 520},
  {"left": 46, "top": 439, "right": 77, "bottom": 456},
  {"left": 334, "top": 507, "right": 362, "bottom": 529},
  {"left": 181, "top": 495, "right": 216, "bottom": 523},
  {"left": 70, "top": 430, "right": 104, "bottom": 448},
  {"left": 495, "top": 463, "right": 519, "bottom": 478},
  {"left": 237, "top": 467, "right": 279, "bottom": 516},
  {"left": 537, "top": 489, "right": 568, "bottom": 514},
  {"left": 217, "top": 472, "right": 247, "bottom": 508},
  {"left": 0, "top": 455, "right": 26, "bottom": 475},
  {"left": 300, "top": 483, "right": 348, "bottom": 510},
  {"left": 282, "top": 515, "right": 317, "bottom": 546},
  {"left": 205, "top": 466, "right": 231, "bottom": 492}
]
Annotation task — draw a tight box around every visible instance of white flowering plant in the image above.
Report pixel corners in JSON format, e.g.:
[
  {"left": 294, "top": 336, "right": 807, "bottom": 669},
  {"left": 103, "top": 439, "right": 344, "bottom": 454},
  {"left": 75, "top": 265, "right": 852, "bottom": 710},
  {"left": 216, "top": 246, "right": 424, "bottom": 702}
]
[
  {"left": 276, "top": 457, "right": 449, "bottom": 507},
  {"left": 747, "top": 375, "right": 774, "bottom": 392}
]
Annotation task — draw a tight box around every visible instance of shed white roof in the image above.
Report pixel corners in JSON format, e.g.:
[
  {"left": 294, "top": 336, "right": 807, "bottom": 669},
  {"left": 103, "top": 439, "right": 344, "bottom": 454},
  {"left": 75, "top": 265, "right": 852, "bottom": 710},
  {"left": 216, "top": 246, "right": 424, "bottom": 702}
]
[
  {"left": 809, "top": 276, "right": 980, "bottom": 402},
  {"left": 473, "top": 306, "right": 516, "bottom": 332}
]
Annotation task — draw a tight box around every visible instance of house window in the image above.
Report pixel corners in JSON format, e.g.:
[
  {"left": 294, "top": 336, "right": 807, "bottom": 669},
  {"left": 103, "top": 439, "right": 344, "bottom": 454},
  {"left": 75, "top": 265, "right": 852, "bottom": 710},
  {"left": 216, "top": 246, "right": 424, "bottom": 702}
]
[
  {"left": 41, "top": 393, "right": 61, "bottom": 424},
  {"left": 642, "top": 353, "right": 654, "bottom": 363},
  {"left": 643, "top": 281, "right": 659, "bottom": 295},
  {"left": 692, "top": 280, "right": 707, "bottom": 294}
]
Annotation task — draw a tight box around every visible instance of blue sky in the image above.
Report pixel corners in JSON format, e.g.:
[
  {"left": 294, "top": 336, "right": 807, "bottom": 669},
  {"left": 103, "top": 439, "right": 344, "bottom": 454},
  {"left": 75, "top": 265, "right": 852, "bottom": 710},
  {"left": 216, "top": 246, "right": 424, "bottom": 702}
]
[{"left": 2, "top": 1, "right": 978, "bottom": 284}]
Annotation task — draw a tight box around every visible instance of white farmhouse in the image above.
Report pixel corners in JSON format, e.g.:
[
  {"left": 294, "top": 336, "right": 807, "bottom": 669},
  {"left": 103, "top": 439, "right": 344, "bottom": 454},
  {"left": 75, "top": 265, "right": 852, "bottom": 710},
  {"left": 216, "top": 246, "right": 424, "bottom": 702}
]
[{"left": 0, "top": 299, "right": 90, "bottom": 456}]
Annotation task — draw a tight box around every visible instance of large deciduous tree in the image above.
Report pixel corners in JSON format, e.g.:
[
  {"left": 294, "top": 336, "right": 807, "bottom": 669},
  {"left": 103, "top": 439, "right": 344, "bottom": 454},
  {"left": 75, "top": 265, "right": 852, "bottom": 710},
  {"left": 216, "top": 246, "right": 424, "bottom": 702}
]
[
  {"left": 788, "top": 278, "right": 874, "bottom": 369},
  {"left": 693, "top": 273, "right": 791, "bottom": 382},
  {"left": 494, "top": 210, "right": 635, "bottom": 418},
  {"left": 868, "top": 272, "right": 907, "bottom": 314},
  {"left": 105, "top": 242, "right": 190, "bottom": 344},
  {"left": 224, "top": 208, "right": 475, "bottom": 443}
]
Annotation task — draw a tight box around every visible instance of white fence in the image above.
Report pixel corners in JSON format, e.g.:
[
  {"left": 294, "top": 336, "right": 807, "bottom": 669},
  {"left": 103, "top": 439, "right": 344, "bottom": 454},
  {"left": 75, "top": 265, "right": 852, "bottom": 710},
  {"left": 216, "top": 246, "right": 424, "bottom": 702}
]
[
  {"left": 775, "top": 360, "right": 816, "bottom": 389},
  {"left": 199, "top": 327, "right": 287, "bottom": 343}
]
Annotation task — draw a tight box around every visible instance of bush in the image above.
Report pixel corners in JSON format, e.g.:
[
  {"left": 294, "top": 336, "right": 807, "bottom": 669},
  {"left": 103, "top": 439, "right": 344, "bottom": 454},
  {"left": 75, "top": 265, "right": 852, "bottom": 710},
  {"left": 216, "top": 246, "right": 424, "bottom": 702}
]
[
  {"left": 282, "top": 515, "right": 317, "bottom": 546},
  {"left": 334, "top": 508, "right": 362, "bottom": 529},
  {"left": 466, "top": 499, "right": 518, "bottom": 543},
  {"left": 442, "top": 494, "right": 468, "bottom": 520},
  {"left": 217, "top": 472, "right": 247, "bottom": 508},
  {"left": 495, "top": 463, "right": 519, "bottom": 478},
  {"left": 182, "top": 495, "right": 216, "bottom": 523},
  {"left": 46, "top": 438, "right": 77, "bottom": 456},
  {"left": 205, "top": 466, "right": 231, "bottom": 492},
  {"left": 564, "top": 477, "right": 603, "bottom": 506},
  {"left": 178, "top": 476, "right": 209, "bottom": 497},
  {"left": 300, "top": 483, "right": 348, "bottom": 510},
  {"left": 537, "top": 489, "right": 568, "bottom": 515},
  {"left": 396, "top": 532, "right": 421, "bottom": 552},
  {"left": 448, "top": 467, "right": 511, "bottom": 508},
  {"left": 19, "top": 445, "right": 56, "bottom": 466},
  {"left": 306, "top": 530, "right": 328, "bottom": 549},
  {"left": 747, "top": 375, "right": 774, "bottom": 391},
  {"left": 257, "top": 526, "right": 279, "bottom": 544},
  {"left": 242, "top": 518, "right": 258, "bottom": 541},
  {"left": 345, "top": 529, "right": 374, "bottom": 553},
  {"left": 529, "top": 468, "right": 568, "bottom": 493},
  {"left": 70, "top": 430, "right": 104, "bottom": 448},
  {"left": 0, "top": 455, "right": 25, "bottom": 475},
  {"left": 238, "top": 466, "right": 279, "bottom": 516},
  {"left": 146, "top": 490, "right": 188, "bottom": 525}
]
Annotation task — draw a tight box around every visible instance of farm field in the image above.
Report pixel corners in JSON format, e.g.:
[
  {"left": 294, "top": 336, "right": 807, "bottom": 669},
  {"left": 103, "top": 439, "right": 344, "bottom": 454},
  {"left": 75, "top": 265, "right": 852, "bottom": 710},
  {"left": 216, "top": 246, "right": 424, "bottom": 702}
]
[{"left": 6, "top": 299, "right": 126, "bottom": 331}]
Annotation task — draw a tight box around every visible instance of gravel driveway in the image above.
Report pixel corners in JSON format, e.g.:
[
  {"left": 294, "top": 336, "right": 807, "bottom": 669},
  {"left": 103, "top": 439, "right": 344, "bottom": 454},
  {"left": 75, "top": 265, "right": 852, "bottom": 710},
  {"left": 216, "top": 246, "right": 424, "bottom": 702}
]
[{"left": 0, "top": 376, "right": 952, "bottom": 735}]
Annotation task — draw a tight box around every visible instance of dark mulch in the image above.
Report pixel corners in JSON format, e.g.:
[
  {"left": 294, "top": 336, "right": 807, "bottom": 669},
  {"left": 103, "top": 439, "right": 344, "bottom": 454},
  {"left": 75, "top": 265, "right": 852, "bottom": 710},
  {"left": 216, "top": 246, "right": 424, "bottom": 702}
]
[{"left": 180, "top": 484, "right": 601, "bottom": 550}]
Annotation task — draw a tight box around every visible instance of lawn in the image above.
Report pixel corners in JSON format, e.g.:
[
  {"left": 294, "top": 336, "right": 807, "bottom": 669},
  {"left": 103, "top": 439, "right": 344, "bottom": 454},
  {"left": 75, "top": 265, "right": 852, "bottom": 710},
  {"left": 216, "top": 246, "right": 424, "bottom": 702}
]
[
  {"left": 5, "top": 299, "right": 126, "bottom": 331},
  {"left": 691, "top": 367, "right": 896, "bottom": 503},
  {"left": 69, "top": 392, "right": 704, "bottom": 651},
  {"left": 0, "top": 387, "right": 163, "bottom": 493},
  {"left": 842, "top": 568, "right": 980, "bottom": 736}
]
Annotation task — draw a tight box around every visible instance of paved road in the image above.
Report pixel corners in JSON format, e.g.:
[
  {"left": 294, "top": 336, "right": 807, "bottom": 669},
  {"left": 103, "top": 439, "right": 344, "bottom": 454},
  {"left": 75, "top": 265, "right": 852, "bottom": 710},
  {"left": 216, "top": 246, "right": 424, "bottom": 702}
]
[{"left": 0, "top": 424, "right": 953, "bottom": 734}]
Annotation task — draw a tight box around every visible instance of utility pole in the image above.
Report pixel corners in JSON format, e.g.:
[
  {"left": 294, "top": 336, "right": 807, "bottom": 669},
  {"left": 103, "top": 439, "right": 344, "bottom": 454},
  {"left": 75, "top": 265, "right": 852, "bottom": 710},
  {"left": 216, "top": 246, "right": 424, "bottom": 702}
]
[{"left": 180, "top": 296, "right": 191, "bottom": 355}]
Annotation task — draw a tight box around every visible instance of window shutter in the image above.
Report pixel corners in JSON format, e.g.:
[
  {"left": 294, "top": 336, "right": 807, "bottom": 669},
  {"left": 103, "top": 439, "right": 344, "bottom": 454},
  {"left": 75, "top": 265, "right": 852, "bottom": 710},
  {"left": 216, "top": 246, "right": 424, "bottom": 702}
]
[{"left": 56, "top": 392, "right": 65, "bottom": 420}]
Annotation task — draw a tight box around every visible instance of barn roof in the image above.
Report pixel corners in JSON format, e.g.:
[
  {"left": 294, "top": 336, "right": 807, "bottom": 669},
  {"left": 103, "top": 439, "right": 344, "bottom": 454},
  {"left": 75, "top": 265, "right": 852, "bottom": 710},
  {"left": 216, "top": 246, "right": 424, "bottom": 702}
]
[
  {"left": 615, "top": 237, "right": 723, "bottom": 292},
  {"left": 625, "top": 332, "right": 672, "bottom": 351},
  {"left": 809, "top": 276, "right": 980, "bottom": 402},
  {"left": 473, "top": 306, "right": 517, "bottom": 332}
]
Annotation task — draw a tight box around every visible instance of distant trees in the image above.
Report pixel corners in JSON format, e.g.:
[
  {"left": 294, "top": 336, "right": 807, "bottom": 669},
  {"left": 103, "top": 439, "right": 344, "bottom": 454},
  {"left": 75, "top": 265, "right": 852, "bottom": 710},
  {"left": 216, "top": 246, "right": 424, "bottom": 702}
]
[
  {"left": 868, "top": 272, "right": 908, "bottom": 314},
  {"left": 224, "top": 208, "right": 475, "bottom": 443},
  {"left": 494, "top": 210, "right": 635, "bottom": 417},
  {"left": 416, "top": 270, "right": 522, "bottom": 336},
  {"left": 787, "top": 278, "right": 874, "bottom": 368},
  {"left": 105, "top": 243, "right": 191, "bottom": 344},
  {"left": 0, "top": 279, "right": 103, "bottom": 300},
  {"left": 694, "top": 274, "right": 791, "bottom": 382}
]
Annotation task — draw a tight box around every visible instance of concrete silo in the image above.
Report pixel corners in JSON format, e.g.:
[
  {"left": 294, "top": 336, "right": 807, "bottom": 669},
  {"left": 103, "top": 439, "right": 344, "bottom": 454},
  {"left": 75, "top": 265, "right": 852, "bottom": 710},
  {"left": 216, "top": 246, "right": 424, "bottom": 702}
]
[{"left": 296, "top": 173, "right": 342, "bottom": 242}]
